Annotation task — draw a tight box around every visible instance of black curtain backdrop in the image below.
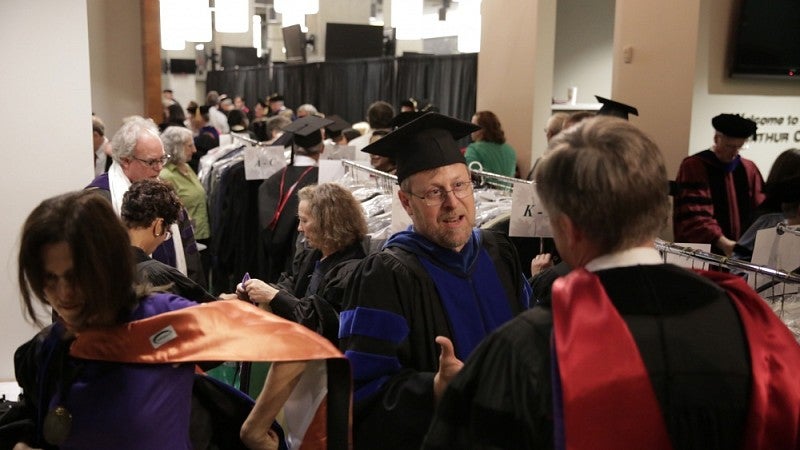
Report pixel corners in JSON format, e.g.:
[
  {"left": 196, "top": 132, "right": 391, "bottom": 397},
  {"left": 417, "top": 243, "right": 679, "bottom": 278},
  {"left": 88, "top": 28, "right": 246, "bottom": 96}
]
[
  {"left": 396, "top": 53, "right": 477, "bottom": 122},
  {"left": 206, "top": 66, "right": 270, "bottom": 111},
  {"left": 206, "top": 53, "right": 477, "bottom": 126}
]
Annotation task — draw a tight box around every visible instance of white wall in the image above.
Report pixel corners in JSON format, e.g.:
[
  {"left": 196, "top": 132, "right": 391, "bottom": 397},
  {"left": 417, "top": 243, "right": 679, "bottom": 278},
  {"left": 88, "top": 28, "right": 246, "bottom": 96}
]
[
  {"left": 0, "top": 1, "right": 93, "bottom": 380},
  {"left": 552, "top": 0, "right": 614, "bottom": 105},
  {"left": 689, "top": 0, "right": 800, "bottom": 179}
]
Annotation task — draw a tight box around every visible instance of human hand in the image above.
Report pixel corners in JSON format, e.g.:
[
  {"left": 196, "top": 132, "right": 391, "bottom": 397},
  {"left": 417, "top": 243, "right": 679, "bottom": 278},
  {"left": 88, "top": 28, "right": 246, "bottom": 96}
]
[
  {"left": 433, "top": 336, "right": 463, "bottom": 404},
  {"left": 217, "top": 293, "right": 238, "bottom": 300},
  {"left": 715, "top": 236, "right": 736, "bottom": 257},
  {"left": 238, "top": 279, "right": 279, "bottom": 304},
  {"left": 14, "top": 443, "right": 42, "bottom": 450},
  {"left": 245, "top": 279, "right": 279, "bottom": 304},
  {"left": 241, "top": 427, "right": 280, "bottom": 450},
  {"left": 531, "top": 253, "right": 553, "bottom": 276}
]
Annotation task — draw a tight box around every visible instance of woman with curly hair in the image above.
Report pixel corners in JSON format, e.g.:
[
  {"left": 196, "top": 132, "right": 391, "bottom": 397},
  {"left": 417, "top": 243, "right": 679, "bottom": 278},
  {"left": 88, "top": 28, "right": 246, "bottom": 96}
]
[{"left": 238, "top": 182, "right": 368, "bottom": 343}]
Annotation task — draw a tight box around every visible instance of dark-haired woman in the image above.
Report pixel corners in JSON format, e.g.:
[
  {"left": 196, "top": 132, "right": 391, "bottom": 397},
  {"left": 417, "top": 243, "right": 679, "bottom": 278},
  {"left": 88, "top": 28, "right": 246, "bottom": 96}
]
[
  {"left": 465, "top": 110, "right": 517, "bottom": 178},
  {"left": 8, "top": 190, "right": 340, "bottom": 450}
]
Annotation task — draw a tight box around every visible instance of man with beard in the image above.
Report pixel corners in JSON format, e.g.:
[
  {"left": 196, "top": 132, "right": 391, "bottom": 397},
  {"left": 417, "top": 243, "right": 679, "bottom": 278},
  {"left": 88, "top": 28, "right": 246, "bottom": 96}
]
[{"left": 339, "top": 112, "right": 532, "bottom": 450}]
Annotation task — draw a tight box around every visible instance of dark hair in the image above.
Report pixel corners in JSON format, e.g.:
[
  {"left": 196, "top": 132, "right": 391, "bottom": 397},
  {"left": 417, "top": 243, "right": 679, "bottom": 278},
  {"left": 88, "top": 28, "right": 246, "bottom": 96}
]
[
  {"left": 121, "top": 179, "right": 182, "bottom": 229},
  {"left": 473, "top": 111, "right": 505, "bottom": 144},
  {"left": 367, "top": 101, "right": 395, "bottom": 129},
  {"left": 18, "top": 190, "right": 136, "bottom": 328},
  {"left": 166, "top": 103, "right": 186, "bottom": 124},
  {"left": 761, "top": 148, "right": 800, "bottom": 213},
  {"left": 227, "top": 109, "right": 249, "bottom": 129},
  {"left": 342, "top": 129, "right": 361, "bottom": 142}
]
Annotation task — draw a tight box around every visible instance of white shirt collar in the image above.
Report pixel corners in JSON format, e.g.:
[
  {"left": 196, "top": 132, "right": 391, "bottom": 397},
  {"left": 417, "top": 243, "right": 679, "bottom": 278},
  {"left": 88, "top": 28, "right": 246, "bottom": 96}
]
[
  {"left": 293, "top": 154, "right": 317, "bottom": 167},
  {"left": 585, "top": 246, "right": 663, "bottom": 272}
]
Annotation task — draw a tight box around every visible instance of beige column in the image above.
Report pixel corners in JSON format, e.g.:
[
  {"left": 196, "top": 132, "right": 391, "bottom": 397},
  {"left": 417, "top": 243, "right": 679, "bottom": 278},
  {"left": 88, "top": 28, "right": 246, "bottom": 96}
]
[
  {"left": 476, "top": 0, "right": 556, "bottom": 176},
  {"left": 142, "top": 0, "right": 163, "bottom": 123},
  {"left": 611, "top": 0, "right": 701, "bottom": 178}
]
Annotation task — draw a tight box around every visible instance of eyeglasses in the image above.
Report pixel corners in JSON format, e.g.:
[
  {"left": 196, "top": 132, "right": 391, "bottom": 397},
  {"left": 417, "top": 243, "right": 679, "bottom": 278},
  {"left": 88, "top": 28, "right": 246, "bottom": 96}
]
[
  {"left": 408, "top": 180, "right": 473, "bottom": 206},
  {"left": 132, "top": 154, "right": 170, "bottom": 169}
]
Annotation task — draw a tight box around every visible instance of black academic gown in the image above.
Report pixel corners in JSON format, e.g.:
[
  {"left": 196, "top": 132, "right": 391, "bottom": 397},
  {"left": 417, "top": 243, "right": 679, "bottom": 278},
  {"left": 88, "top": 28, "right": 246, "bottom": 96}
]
[
  {"left": 423, "top": 264, "right": 752, "bottom": 450},
  {"left": 257, "top": 165, "right": 319, "bottom": 282},
  {"left": 270, "top": 240, "right": 366, "bottom": 344},
  {"left": 340, "top": 229, "right": 531, "bottom": 450},
  {"left": 133, "top": 247, "right": 216, "bottom": 303}
]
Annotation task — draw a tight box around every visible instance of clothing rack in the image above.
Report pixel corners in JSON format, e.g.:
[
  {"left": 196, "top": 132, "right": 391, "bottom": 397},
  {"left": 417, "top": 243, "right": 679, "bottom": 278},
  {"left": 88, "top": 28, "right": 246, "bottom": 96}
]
[
  {"left": 655, "top": 238, "right": 800, "bottom": 285},
  {"left": 777, "top": 222, "right": 800, "bottom": 237},
  {"left": 340, "top": 160, "right": 398, "bottom": 193},
  {"left": 230, "top": 132, "right": 273, "bottom": 147},
  {"left": 468, "top": 163, "right": 532, "bottom": 191}
]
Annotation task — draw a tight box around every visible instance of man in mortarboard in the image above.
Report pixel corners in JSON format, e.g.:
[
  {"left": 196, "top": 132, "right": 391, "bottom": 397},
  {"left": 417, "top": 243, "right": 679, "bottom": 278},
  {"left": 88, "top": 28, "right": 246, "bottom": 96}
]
[
  {"left": 322, "top": 114, "right": 351, "bottom": 146},
  {"left": 673, "top": 113, "right": 764, "bottom": 256},
  {"left": 424, "top": 116, "right": 800, "bottom": 450},
  {"left": 257, "top": 115, "right": 333, "bottom": 282},
  {"left": 321, "top": 114, "right": 356, "bottom": 160},
  {"left": 339, "top": 112, "right": 532, "bottom": 450},
  {"left": 595, "top": 95, "right": 639, "bottom": 120},
  {"left": 266, "top": 93, "right": 293, "bottom": 119}
]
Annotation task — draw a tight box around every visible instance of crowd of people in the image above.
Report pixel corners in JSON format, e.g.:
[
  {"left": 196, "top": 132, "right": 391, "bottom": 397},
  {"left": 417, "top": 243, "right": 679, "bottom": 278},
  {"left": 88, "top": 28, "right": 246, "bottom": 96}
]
[{"left": 4, "top": 88, "right": 800, "bottom": 449}]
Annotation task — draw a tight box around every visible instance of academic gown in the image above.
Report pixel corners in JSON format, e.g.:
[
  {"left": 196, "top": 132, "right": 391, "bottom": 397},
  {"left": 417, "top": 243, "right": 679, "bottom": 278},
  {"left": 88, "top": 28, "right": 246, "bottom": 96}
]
[
  {"left": 208, "top": 160, "right": 262, "bottom": 294},
  {"left": 10, "top": 294, "right": 198, "bottom": 450},
  {"left": 133, "top": 247, "right": 216, "bottom": 303},
  {"left": 673, "top": 150, "right": 764, "bottom": 253},
  {"left": 340, "top": 229, "right": 531, "bottom": 450},
  {"left": 257, "top": 165, "right": 319, "bottom": 282},
  {"left": 423, "top": 264, "right": 763, "bottom": 450},
  {"left": 270, "top": 240, "right": 367, "bottom": 344}
]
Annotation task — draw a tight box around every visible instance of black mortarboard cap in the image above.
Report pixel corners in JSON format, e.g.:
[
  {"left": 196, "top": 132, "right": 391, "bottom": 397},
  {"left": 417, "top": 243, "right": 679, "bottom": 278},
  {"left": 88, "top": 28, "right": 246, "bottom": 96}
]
[
  {"left": 324, "top": 115, "right": 350, "bottom": 137},
  {"left": 712, "top": 114, "right": 758, "bottom": 139},
  {"left": 389, "top": 111, "right": 425, "bottom": 129},
  {"left": 281, "top": 115, "right": 334, "bottom": 148},
  {"left": 361, "top": 112, "right": 479, "bottom": 183},
  {"left": 595, "top": 95, "right": 639, "bottom": 120},
  {"left": 400, "top": 98, "right": 417, "bottom": 109}
]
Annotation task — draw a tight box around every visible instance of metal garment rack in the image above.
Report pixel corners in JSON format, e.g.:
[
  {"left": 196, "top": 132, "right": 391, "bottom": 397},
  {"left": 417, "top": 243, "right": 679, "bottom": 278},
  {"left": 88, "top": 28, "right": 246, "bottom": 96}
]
[
  {"left": 655, "top": 238, "right": 800, "bottom": 286},
  {"left": 468, "top": 162, "right": 533, "bottom": 191},
  {"left": 230, "top": 132, "right": 271, "bottom": 147},
  {"left": 777, "top": 222, "right": 800, "bottom": 237},
  {"left": 340, "top": 160, "right": 398, "bottom": 193}
]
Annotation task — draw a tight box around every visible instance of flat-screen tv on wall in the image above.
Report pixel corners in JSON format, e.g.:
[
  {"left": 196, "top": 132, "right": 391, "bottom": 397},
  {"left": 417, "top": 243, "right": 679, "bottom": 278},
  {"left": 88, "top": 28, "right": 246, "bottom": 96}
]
[
  {"left": 730, "top": 0, "right": 800, "bottom": 79},
  {"left": 325, "top": 23, "right": 385, "bottom": 61},
  {"left": 220, "top": 46, "right": 259, "bottom": 69},
  {"left": 169, "top": 58, "right": 197, "bottom": 74}
]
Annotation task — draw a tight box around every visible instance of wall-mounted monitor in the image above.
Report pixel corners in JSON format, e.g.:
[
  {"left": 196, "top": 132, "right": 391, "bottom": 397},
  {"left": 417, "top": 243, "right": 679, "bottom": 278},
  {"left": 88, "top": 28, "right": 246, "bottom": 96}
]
[
  {"left": 220, "top": 46, "right": 259, "bottom": 69},
  {"left": 730, "top": 0, "right": 800, "bottom": 79},
  {"left": 169, "top": 58, "right": 197, "bottom": 74},
  {"left": 325, "top": 23, "right": 385, "bottom": 61},
  {"left": 282, "top": 25, "right": 307, "bottom": 65}
]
